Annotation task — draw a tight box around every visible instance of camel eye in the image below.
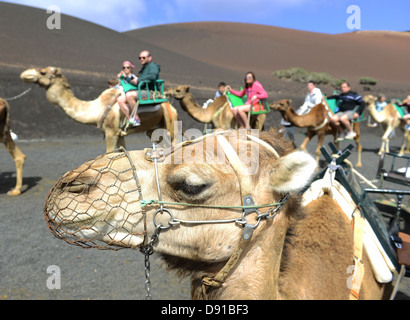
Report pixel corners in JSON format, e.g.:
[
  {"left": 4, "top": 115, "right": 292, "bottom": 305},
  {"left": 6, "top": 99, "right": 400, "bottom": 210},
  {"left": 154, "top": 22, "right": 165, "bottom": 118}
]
[{"left": 175, "top": 181, "right": 210, "bottom": 196}]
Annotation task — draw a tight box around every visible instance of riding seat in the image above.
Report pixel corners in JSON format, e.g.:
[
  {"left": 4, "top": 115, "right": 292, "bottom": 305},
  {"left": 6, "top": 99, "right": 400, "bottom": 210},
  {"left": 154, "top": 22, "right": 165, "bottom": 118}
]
[{"left": 324, "top": 97, "right": 366, "bottom": 123}]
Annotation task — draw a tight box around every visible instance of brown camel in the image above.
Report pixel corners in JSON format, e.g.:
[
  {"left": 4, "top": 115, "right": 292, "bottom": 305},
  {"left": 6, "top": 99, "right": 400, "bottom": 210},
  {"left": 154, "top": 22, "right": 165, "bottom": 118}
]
[
  {"left": 21, "top": 67, "right": 179, "bottom": 152},
  {"left": 0, "top": 98, "right": 26, "bottom": 196},
  {"left": 364, "top": 95, "right": 410, "bottom": 155},
  {"left": 166, "top": 85, "right": 266, "bottom": 130},
  {"left": 44, "top": 130, "right": 389, "bottom": 299},
  {"left": 271, "top": 99, "right": 362, "bottom": 167}
]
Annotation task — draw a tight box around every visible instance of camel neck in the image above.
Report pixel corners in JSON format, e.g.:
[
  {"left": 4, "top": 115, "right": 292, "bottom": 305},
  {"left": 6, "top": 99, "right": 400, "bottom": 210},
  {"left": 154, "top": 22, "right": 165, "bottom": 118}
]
[
  {"left": 191, "top": 214, "right": 289, "bottom": 300},
  {"left": 46, "top": 80, "right": 100, "bottom": 125},
  {"left": 181, "top": 93, "right": 226, "bottom": 123}
]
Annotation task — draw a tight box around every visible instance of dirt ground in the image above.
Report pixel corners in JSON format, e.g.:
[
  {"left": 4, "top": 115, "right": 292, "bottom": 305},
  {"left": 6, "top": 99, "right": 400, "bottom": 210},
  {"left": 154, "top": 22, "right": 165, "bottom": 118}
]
[{"left": 1, "top": 125, "right": 409, "bottom": 300}]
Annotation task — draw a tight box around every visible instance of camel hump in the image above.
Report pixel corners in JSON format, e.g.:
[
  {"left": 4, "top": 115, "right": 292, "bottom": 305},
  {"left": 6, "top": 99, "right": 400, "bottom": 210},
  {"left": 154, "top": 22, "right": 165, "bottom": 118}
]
[{"left": 100, "top": 88, "right": 121, "bottom": 106}]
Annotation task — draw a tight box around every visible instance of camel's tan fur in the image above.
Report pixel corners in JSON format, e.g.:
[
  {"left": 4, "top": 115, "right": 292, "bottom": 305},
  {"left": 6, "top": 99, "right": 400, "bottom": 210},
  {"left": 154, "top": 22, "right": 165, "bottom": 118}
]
[
  {"left": 364, "top": 95, "right": 410, "bottom": 155},
  {"left": 0, "top": 98, "right": 26, "bottom": 196},
  {"left": 271, "top": 99, "right": 362, "bottom": 167},
  {"left": 166, "top": 85, "right": 266, "bottom": 130},
  {"left": 21, "top": 67, "right": 179, "bottom": 152},
  {"left": 45, "top": 130, "right": 389, "bottom": 299}
]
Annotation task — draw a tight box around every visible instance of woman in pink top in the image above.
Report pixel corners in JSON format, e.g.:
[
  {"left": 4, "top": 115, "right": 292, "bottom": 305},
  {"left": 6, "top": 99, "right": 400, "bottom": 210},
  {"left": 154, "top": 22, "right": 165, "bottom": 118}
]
[{"left": 226, "top": 72, "right": 268, "bottom": 129}]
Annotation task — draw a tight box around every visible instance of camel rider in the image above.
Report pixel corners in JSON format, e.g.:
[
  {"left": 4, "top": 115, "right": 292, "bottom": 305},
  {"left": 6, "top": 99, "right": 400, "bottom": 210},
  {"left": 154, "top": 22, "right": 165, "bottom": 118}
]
[
  {"left": 328, "top": 82, "right": 365, "bottom": 141},
  {"left": 117, "top": 50, "right": 161, "bottom": 127},
  {"left": 280, "top": 81, "right": 323, "bottom": 141}
]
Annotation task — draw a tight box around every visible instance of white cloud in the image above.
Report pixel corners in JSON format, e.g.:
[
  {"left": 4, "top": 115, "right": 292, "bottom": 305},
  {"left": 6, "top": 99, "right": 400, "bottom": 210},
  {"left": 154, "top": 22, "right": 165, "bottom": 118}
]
[{"left": 3, "top": 0, "right": 147, "bottom": 31}]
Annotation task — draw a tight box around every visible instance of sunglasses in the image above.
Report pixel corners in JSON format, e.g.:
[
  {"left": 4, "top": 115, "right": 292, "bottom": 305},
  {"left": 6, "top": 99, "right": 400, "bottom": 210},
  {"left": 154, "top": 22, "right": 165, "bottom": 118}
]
[
  {"left": 139, "top": 56, "right": 148, "bottom": 60},
  {"left": 123, "top": 66, "right": 131, "bottom": 69}
]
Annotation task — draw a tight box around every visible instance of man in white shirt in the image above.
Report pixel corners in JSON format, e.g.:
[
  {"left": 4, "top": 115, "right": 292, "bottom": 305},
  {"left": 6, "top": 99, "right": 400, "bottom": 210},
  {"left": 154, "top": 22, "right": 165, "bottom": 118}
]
[{"left": 280, "top": 81, "right": 323, "bottom": 140}]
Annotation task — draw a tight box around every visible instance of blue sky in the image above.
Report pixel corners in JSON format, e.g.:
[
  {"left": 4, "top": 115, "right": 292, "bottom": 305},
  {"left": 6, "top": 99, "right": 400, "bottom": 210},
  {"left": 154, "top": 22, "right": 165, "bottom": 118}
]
[{"left": 2, "top": 0, "right": 409, "bottom": 34}]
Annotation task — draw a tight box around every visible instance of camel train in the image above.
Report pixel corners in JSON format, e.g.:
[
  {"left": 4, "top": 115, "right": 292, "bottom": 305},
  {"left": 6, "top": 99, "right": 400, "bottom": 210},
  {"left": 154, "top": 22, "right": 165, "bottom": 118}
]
[
  {"left": 0, "top": 98, "right": 26, "bottom": 196},
  {"left": 45, "top": 130, "right": 399, "bottom": 300},
  {"left": 20, "top": 67, "right": 179, "bottom": 153}
]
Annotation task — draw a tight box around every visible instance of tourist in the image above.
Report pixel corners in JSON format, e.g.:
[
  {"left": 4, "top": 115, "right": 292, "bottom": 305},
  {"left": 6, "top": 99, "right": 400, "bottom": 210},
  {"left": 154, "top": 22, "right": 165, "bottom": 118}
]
[
  {"left": 397, "top": 95, "right": 410, "bottom": 120},
  {"left": 328, "top": 82, "right": 365, "bottom": 141},
  {"left": 225, "top": 72, "right": 268, "bottom": 129},
  {"left": 280, "top": 81, "right": 323, "bottom": 140},
  {"left": 117, "top": 51, "right": 161, "bottom": 127},
  {"left": 376, "top": 95, "right": 387, "bottom": 112},
  {"left": 215, "top": 82, "right": 227, "bottom": 99}
]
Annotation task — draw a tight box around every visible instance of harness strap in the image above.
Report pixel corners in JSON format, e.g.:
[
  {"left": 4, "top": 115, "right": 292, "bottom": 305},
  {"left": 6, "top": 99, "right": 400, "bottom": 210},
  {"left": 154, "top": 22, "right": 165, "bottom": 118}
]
[
  {"left": 350, "top": 207, "right": 365, "bottom": 300},
  {"left": 201, "top": 135, "right": 264, "bottom": 298},
  {"left": 98, "top": 103, "right": 113, "bottom": 129},
  {"left": 216, "top": 135, "right": 253, "bottom": 198}
]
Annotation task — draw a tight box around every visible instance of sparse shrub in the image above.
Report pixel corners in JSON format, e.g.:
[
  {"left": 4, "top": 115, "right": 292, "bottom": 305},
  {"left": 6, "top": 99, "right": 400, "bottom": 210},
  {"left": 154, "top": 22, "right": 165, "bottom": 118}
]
[
  {"left": 359, "top": 77, "right": 377, "bottom": 85},
  {"left": 273, "top": 67, "right": 308, "bottom": 82},
  {"left": 308, "top": 72, "right": 334, "bottom": 85}
]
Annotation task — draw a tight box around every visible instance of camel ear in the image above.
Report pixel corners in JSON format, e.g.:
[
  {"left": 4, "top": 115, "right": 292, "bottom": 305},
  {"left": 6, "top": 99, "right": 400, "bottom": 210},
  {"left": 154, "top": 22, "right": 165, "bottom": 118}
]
[
  {"left": 269, "top": 151, "right": 317, "bottom": 194},
  {"left": 51, "top": 67, "right": 62, "bottom": 76},
  {"left": 185, "top": 86, "right": 190, "bottom": 92}
]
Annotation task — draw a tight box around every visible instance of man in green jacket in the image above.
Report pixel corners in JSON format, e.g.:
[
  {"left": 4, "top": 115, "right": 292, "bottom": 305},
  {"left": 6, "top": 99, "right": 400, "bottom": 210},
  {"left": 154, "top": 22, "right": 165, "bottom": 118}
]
[{"left": 117, "top": 50, "right": 161, "bottom": 127}]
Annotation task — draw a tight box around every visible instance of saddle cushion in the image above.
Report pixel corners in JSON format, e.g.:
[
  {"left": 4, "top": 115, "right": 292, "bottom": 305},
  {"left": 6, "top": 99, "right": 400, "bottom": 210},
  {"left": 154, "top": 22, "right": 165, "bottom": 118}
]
[{"left": 398, "top": 232, "right": 410, "bottom": 267}]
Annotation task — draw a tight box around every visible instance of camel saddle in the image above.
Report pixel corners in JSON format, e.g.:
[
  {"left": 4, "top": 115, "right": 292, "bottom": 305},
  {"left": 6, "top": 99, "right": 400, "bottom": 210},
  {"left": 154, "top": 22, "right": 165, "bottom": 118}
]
[{"left": 397, "top": 232, "right": 410, "bottom": 273}]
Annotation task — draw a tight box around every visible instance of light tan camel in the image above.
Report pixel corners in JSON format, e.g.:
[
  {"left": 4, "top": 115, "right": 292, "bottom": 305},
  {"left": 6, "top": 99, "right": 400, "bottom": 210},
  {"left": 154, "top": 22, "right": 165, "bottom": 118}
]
[
  {"left": 0, "top": 98, "right": 26, "bottom": 196},
  {"left": 166, "top": 85, "right": 266, "bottom": 130},
  {"left": 364, "top": 95, "right": 410, "bottom": 155},
  {"left": 271, "top": 99, "right": 362, "bottom": 167},
  {"left": 44, "top": 130, "right": 389, "bottom": 300},
  {"left": 20, "top": 67, "right": 178, "bottom": 152}
]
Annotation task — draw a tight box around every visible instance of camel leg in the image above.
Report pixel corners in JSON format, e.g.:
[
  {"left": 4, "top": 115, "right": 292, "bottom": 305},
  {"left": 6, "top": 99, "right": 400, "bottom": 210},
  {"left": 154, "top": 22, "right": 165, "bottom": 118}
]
[
  {"left": 400, "top": 130, "right": 410, "bottom": 155},
  {"left": 355, "top": 137, "right": 362, "bottom": 167},
  {"left": 379, "top": 127, "right": 393, "bottom": 155},
  {"left": 407, "top": 131, "right": 410, "bottom": 153},
  {"left": 353, "top": 123, "right": 362, "bottom": 167},
  {"left": 300, "top": 134, "right": 313, "bottom": 151},
  {"left": 105, "top": 129, "right": 119, "bottom": 153},
  {"left": 5, "top": 138, "right": 26, "bottom": 196},
  {"left": 314, "top": 133, "right": 326, "bottom": 166}
]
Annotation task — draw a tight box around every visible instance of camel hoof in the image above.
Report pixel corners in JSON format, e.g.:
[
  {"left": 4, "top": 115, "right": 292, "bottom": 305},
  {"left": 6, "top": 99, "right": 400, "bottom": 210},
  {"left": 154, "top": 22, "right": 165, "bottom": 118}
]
[
  {"left": 119, "top": 131, "right": 128, "bottom": 137},
  {"left": 356, "top": 163, "right": 362, "bottom": 168},
  {"left": 7, "top": 188, "right": 21, "bottom": 196}
]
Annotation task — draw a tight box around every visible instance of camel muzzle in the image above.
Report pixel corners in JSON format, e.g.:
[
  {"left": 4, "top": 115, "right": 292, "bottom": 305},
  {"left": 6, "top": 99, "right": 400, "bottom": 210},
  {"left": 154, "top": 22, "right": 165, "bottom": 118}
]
[{"left": 44, "top": 150, "right": 147, "bottom": 250}]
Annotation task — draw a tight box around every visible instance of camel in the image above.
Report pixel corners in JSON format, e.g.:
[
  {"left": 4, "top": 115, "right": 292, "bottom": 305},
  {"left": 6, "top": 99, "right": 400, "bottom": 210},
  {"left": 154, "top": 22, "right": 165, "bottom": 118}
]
[
  {"left": 364, "top": 95, "right": 410, "bottom": 155},
  {"left": 166, "top": 85, "right": 266, "bottom": 130},
  {"left": 0, "top": 98, "right": 26, "bottom": 196},
  {"left": 271, "top": 99, "right": 362, "bottom": 167},
  {"left": 20, "top": 67, "right": 179, "bottom": 152},
  {"left": 44, "top": 130, "right": 390, "bottom": 300}
]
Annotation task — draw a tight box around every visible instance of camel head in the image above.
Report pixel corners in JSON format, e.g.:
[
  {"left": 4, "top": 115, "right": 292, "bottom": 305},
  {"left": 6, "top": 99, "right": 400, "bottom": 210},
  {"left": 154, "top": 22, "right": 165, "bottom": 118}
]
[
  {"left": 20, "top": 66, "right": 68, "bottom": 89},
  {"left": 270, "top": 99, "right": 293, "bottom": 112},
  {"left": 165, "top": 85, "right": 190, "bottom": 100},
  {"left": 363, "top": 95, "right": 376, "bottom": 106},
  {"left": 44, "top": 130, "right": 317, "bottom": 262}
]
